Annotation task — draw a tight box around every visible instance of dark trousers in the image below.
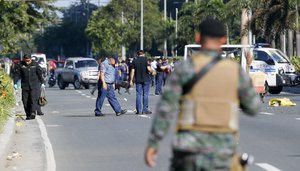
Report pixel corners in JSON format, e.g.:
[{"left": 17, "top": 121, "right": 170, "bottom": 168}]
[
  {"left": 135, "top": 82, "right": 150, "bottom": 113},
  {"left": 22, "top": 89, "right": 39, "bottom": 117},
  {"left": 155, "top": 73, "right": 163, "bottom": 95},
  {"left": 94, "top": 84, "right": 122, "bottom": 115}
]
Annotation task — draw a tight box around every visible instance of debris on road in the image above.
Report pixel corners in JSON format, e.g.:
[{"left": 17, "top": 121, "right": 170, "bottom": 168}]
[{"left": 269, "top": 98, "right": 296, "bottom": 107}]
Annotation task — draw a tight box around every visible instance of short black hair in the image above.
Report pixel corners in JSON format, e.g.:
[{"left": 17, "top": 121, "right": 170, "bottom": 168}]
[
  {"left": 137, "top": 50, "right": 145, "bottom": 56},
  {"left": 198, "top": 17, "right": 226, "bottom": 38}
]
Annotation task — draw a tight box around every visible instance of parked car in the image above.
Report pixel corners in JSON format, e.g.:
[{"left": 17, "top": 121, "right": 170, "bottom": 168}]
[{"left": 55, "top": 57, "right": 99, "bottom": 90}]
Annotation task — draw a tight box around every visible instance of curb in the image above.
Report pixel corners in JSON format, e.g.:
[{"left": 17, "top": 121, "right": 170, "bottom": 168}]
[{"left": 0, "top": 114, "right": 15, "bottom": 170}]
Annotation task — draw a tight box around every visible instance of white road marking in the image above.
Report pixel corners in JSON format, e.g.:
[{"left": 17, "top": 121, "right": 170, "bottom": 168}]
[
  {"left": 77, "top": 91, "right": 82, "bottom": 93},
  {"left": 124, "top": 98, "right": 127, "bottom": 101},
  {"left": 127, "top": 110, "right": 134, "bottom": 113},
  {"left": 51, "top": 111, "right": 60, "bottom": 114},
  {"left": 256, "top": 163, "right": 282, "bottom": 171},
  {"left": 139, "top": 115, "right": 151, "bottom": 119},
  {"left": 46, "top": 125, "right": 62, "bottom": 128},
  {"left": 81, "top": 94, "right": 86, "bottom": 96},
  {"left": 296, "top": 118, "right": 300, "bottom": 120},
  {"left": 36, "top": 116, "right": 56, "bottom": 171},
  {"left": 92, "top": 98, "right": 97, "bottom": 100},
  {"left": 105, "top": 104, "right": 110, "bottom": 106},
  {"left": 260, "top": 112, "right": 274, "bottom": 115},
  {"left": 86, "top": 96, "right": 91, "bottom": 98}
]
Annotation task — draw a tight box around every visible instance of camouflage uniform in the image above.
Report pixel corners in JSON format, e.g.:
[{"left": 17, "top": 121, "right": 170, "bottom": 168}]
[{"left": 147, "top": 51, "right": 260, "bottom": 171}]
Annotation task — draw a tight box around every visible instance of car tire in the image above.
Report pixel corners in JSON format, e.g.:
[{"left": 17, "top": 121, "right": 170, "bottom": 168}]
[
  {"left": 268, "top": 86, "right": 282, "bottom": 94},
  {"left": 58, "top": 77, "right": 66, "bottom": 90},
  {"left": 74, "top": 77, "right": 81, "bottom": 89},
  {"left": 84, "top": 84, "right": 90, "bottom": 89}
]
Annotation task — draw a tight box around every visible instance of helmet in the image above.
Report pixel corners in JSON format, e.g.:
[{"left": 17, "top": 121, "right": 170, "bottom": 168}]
[{"left": 38, "top": 96, "right": 47, "bottom": 106}]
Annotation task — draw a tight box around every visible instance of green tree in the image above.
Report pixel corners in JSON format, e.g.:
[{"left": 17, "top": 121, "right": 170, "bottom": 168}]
[
  {"left": 0, "top": 0, "right": 57, "bottom": 56},
  {"left": 35, "top": 0, "right": 98, "bottom": 58},
  {"left": 86, "top": 0, "right": 170, "bottom": 57}
]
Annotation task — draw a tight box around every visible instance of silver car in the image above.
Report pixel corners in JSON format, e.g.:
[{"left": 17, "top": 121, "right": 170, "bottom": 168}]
[{"left": 56, "top": 57, "right": 99, "bottom": 89}]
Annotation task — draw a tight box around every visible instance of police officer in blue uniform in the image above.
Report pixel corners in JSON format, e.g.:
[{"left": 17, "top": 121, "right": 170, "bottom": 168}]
[{"left": 94, "top": 56, "right": 127, "bottom": 116}]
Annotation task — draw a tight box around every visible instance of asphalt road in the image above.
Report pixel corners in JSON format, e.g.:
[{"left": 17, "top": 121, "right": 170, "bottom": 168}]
[{"left": 4, "top": 85, "right": 300, "bottom": 171}]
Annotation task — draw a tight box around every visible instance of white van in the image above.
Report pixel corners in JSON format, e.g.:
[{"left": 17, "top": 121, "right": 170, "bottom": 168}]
[
  {"left": 250, "top": 47, "right": 299, "bottom": 94},
  {"left": 31, "top": 53, "right": 48, "bottom": 75},
  {"left": 184, "top": 44, "right": 300, "bottom": 94}
]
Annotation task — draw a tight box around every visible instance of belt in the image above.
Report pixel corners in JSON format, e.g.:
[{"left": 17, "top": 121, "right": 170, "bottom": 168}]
[{"left": 106, "top": 82, "right": 114, "bottom": 84}]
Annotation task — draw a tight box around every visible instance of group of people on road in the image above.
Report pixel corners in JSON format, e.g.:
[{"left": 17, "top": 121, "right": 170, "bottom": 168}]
[{"left": 12, "top": 17, "right": 261, "bottom": 171}]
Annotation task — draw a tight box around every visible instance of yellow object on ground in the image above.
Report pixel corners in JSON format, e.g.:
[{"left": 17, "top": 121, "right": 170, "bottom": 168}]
[{"left": 269, "top": 98, "right": 296, "bottom": 107}]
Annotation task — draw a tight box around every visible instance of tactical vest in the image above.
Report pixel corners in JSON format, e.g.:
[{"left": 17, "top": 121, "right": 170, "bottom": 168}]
[{"left": 177, "top": 54, "right": 239, "bottom": 133}]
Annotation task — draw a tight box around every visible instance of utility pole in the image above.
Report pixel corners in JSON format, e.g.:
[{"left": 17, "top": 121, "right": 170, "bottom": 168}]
[
  {"left": 164, "top": 0, "right": 167, "bottom": 58},
  {"left": 121, "top": 11, "right": 126, "bottom": 60},
  {"left": 140, "top": 0, "right": 144, "bottom": 50},
  {"left": 296, "top": 2, "right": 300, "bottom": 56},
  {"left": 87, "top": 0, "right": 90, "bottom": 57},
  {"left": 175, "top": 8, "right": 178, "bottom": 57}
]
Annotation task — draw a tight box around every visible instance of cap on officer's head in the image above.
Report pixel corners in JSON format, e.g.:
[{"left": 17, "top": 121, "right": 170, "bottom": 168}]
[
  {"left": 198, "top": 17, "right": 226, "bottom": 38},
  {"left": 23, "top": 54, "right": 31, "bottom": 60}
]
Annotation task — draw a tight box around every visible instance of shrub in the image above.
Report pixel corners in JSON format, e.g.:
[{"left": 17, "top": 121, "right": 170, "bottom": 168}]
[
  {"left": 0, "top": 69, "right": 15, "bottom": 132},
  {"left": 290, "top": 56, "right": 300, "bottom": 73}
]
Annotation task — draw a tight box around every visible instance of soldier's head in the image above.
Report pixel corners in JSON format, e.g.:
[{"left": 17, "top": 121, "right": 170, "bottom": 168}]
[
  {"left": 195, "top": 17, "right": 227, "bottom": 52},
  {"left": 23, "top": 54, "right": 32, "bottom": 65}
]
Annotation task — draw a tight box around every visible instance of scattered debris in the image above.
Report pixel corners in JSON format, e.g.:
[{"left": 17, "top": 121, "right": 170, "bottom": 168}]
[{"left": 7, "top": 151, "right": 22, "bottom": 160}]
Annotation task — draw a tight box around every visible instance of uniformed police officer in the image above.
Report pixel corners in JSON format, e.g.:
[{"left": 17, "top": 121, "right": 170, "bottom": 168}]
[
  {"left": 94, "top": 56, "right": 127, "bottom": 116},
  {"left": 14, "top": 54, "right": 45, "bottom": 120},
  {"left": 144, "top": 18, "right": 260, "bottom": 170}
]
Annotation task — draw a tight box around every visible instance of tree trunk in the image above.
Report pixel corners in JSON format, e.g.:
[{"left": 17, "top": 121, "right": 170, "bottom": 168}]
[
  {"left": 288, "top": 29, "right": 294, "bottom": 57},
  {"left": 240, "top": 9, "right": 249, "bottom": 72},
  {"left": 280, "top": 31, "right": 286, "bottom": 54},
  {"left": 271, "top": 39, "right": 276, "bottom": 48},
  {"left": 241, "top": 9, "right": 248, "bottom": 45},
  {"left": 296, "top": 29, "right": 300, "bottom": 56}
]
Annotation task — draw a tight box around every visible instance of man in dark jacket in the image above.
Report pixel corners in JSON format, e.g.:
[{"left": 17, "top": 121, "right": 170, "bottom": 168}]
[{"left": 14, "top": 54, "right": 45, "bottom": 120}]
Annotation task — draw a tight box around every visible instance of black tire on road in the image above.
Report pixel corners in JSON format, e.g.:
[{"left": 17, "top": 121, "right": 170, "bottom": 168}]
[
  {"left": 58, "top": 77, "right": 66, "bottom": 90},
  {"left": 84, "top": 84, "right": 90, "bottom": 89},
  {"left": 74, "top": 77, "right": 81, "bottom": 89},
  {"left": 268, "top": 86, "right": 283, "bottom": 94}
]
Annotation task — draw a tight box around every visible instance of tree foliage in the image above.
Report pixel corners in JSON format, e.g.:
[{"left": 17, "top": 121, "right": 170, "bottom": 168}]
[
  {"left": 0, "top": 0, "right": 57, "bottom": 56},
  {"left": 86, "top": 0, "right": 172, "bottom": 57}
]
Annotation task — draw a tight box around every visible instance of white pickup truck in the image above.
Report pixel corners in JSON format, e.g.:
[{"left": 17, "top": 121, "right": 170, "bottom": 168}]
[
  {"left": 184, "top": 44, "right": 300, "bottom": 94},
  {"left": 55, "top": 57, "right": 99, "bottom": 90}
]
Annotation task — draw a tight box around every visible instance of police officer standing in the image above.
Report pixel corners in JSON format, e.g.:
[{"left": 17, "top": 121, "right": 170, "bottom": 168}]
[
  {"left": 14, "top": 54, "right": 45, "bottom": 120},
  {"left": 145, "top": 18, "right": 260, "bottom": 170},
  {"left": 94, "top": 56, "right": 127, "bottom": 116}
]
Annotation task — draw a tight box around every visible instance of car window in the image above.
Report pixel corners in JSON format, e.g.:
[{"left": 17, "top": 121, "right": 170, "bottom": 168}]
[
  {"left": 74, "top": 60, "right": 98, "bottom": 68},
  {"left": 253, "top": 50, "right": 271, "bottom": 62},
  {"left": 270, "top": 50, "right": 289, "bottom": 63},
  {"left": 66, "top": 61, "right": 73, "bottom": 67}
]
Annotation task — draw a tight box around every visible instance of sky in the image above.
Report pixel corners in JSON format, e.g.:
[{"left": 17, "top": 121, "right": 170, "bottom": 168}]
[{"left": 54, "top": 0, "right": 111, "bottom": 7}]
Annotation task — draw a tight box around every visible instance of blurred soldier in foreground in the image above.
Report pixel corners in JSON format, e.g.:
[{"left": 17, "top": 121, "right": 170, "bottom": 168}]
[{"left": 144, "top": 18, "right": 260, "bottom": 170}]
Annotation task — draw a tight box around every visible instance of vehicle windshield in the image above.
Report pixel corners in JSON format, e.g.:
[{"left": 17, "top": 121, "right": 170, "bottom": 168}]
[
  {"left": 186, "top": 47, "right": 243, "bottom": 59},
  {"left": 186, "top": 47, "right": 200, "bottom": 59},
  {"left": 37, "top": 57, "right": 45, "bottom": 64},
  {"left": 271, "top": 50, "right": 290, "bottom": 63},
  {"left": 74, "top": 60, "right": 98, "bottom": 68}
]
